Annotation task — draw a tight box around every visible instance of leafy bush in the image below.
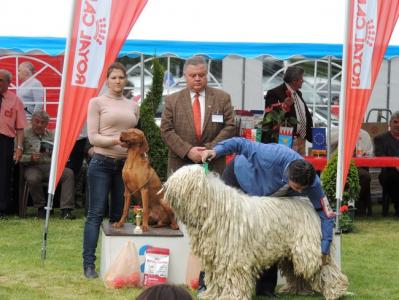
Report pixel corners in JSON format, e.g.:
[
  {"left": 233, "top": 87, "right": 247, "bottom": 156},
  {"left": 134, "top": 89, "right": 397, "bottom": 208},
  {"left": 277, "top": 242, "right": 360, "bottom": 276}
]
[
  {"left": 138, "top": 57, "right": 168, "bottom": 182},
  {"left": 320, "top": 153, "right": 360, "bottom": 205},
  {"left": 321, "top": 153, "right": 360, "bottom": 233}
]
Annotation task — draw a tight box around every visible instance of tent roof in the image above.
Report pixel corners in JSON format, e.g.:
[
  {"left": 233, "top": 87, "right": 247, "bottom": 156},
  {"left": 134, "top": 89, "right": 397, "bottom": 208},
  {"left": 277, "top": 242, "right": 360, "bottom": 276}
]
[{"left": 1, "top": 36, "right": 398, "bottom": 60}]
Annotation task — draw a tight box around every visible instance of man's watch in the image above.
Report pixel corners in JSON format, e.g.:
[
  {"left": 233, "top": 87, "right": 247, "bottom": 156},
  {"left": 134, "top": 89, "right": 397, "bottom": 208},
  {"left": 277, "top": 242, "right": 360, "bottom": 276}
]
[{"left": 16, "top": 145, "right": 23, "bottom": 151}]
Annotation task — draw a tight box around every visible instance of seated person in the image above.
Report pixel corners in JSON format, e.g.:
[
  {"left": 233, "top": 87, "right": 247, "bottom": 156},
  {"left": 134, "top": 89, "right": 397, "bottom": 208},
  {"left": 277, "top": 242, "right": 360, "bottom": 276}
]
[
  {"left": 374, "top": 111, "right": 399, "bottom": 217},
  {"left": 330, "top": 127, "right": 373, "bottom": 216},
  {"left": 20, "top": 110, "right": 76, "bottom": 219},
  {"left": 354, "top": 129, "right": 374, "bottom": 216}
]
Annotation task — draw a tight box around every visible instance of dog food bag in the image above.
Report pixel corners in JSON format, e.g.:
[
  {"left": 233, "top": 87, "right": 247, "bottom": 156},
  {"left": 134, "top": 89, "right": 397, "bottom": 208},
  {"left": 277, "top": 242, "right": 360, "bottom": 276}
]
[
  {"left": 103, "top": 240, "right": 141, "bottom": 289},
  {"left": 143, "top": 246, "right": 170, "bottom": 287}
]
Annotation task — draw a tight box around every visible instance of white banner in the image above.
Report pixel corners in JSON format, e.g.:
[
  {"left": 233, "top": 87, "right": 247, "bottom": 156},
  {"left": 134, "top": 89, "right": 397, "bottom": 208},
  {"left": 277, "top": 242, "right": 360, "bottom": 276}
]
[
  {"left": 350, "top": 0, "right": 377, "bottom": 89},
  {"left": 72, "top": 0, "right": 112, "bottom": 88}
]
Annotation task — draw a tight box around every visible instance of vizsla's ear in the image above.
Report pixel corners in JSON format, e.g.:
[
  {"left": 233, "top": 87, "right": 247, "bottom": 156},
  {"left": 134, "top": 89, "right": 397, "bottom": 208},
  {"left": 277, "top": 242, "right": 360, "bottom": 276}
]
[{"left": 140, "top": 132, "right": 149, "bottom": 154}]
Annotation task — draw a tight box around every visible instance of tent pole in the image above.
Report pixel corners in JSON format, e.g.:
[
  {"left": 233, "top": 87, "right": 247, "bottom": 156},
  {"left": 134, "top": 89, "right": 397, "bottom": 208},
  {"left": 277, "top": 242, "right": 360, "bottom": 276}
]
[{"left": 334, "top": 0, "right": 351, "bottom": 270}]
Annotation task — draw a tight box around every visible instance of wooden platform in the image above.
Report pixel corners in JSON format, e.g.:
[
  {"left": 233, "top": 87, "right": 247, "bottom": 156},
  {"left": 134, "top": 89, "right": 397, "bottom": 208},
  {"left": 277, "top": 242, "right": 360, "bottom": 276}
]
[
  {"left": 102, "top": 222, "right": 184, "bottom": 237},
  {"left": 100, "top": 221, "right": 190, "bottom": 285}
]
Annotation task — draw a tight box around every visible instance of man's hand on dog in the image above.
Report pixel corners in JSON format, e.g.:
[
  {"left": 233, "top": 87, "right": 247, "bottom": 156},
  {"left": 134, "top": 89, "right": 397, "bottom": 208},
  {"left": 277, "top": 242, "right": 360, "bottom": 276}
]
[
  {"left": 201, "top": 149, "right": 216, "bottom": 163},
  {"left": 187, "top": 146, "right": 206, "bottom": 163}
]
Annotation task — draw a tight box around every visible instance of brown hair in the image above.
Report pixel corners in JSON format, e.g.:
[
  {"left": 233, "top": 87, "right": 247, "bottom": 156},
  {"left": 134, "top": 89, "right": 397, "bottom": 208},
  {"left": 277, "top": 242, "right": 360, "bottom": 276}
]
[
  {"left": 136, "top": 284, "right": 193, "bottom": 300},
  {"left": 106, "top": 62, "right": 127, "bottom": 78}
]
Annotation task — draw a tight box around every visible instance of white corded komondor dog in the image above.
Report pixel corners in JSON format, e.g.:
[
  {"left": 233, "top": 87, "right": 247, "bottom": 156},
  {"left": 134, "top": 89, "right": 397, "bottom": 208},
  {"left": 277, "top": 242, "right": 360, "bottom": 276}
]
[{"left": 164, "top": 165, "right": 348, "bottom": 300}]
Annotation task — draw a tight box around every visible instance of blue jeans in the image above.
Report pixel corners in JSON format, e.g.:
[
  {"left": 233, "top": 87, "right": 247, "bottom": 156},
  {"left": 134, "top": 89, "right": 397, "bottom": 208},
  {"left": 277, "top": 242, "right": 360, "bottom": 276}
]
[{"left": 82, "top": 154, "right": 125, "bottom": 268}]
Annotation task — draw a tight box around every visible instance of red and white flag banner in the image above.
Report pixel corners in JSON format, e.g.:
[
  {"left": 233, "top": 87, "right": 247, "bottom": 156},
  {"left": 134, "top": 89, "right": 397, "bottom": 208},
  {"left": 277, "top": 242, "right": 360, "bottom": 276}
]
[
  {"left": 49, "top": 0, "right": 147, "bottom": 192},
  {"left": 340, "top": 0, "right": 399, "bottom": 185}
]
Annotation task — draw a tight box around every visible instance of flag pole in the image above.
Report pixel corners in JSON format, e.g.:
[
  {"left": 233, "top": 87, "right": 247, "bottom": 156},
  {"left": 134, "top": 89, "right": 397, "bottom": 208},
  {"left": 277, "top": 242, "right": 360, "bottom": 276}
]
[
  {"left": 41, "top": 0, "right": 77, "bottom": 264},
  {"left": 334, "top": 0, "right": 351, "bottom": 269}
]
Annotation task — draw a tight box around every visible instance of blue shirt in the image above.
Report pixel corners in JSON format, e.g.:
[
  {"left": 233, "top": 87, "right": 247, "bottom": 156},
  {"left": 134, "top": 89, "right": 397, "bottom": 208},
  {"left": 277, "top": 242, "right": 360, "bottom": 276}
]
[{"left": 214, "top": 137, "right": 334, "bottom": 255}]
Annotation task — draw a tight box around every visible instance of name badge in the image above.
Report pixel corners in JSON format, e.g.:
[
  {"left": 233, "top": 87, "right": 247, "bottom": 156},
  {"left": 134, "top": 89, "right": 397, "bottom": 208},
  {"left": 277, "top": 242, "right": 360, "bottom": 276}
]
[{"left": 212, "top": 114, "right": 223, "bottom": 123}]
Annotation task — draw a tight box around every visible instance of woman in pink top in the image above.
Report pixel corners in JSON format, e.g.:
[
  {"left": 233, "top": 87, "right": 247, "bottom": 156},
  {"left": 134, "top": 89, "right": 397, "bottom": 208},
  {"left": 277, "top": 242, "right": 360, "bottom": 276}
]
[{"left": 83, "top": 62, "right": 140, "bottom": 278}]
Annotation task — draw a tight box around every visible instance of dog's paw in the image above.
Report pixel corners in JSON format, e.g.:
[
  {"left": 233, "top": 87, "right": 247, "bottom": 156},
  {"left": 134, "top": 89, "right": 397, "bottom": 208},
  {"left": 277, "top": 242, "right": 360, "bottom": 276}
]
[
  {"left": 142, "top": 225, "right": 149, "bottom": 232},
  {"left": 112, "top": 222, "right": 124, "bottom": 228},
  {"left": 170, "top": 223, "right": 179, "bottom": 230}
]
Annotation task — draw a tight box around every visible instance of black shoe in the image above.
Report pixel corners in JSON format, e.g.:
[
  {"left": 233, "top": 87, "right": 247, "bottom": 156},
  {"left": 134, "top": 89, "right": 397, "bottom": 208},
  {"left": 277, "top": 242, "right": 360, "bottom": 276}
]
[
  {"left": 257, "top": 291, "right": 279, "bottom": 298},
  {"left": 61, "top": 209, "right": 76, "bottom": 220},
  {"left": 84, "top": 266, "right": 98, "bottom": 279},
  {"left": 197, "top": 271, "right": 207, "bottom": 293},
  {"left": 37, "top": 208, "right": 46, "bottom": 219},
  {"left": 0, "top": 212, "right": 7, "bottom": 220}
]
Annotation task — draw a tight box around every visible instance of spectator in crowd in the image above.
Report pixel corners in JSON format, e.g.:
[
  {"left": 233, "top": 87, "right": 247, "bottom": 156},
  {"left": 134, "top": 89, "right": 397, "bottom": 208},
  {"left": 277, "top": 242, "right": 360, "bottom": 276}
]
[
  {"left": 201, "top": 137, "right": 335, "bottom": 297},
  {"left": 17, "top": 61, "right": 44, "bottom": 117},
  {"left": 67, "top": 123, "right": 89, "bottom": 177},
  {"left": 263, "top": 66, "right": 313, "bottom": 155},
  {"left": 160, "top": 56, "right": 235, "bottom": 293},
  {"left": 160, "top": 55, "right": 235, "bottom": 176},
  {"left": 0, "top": 69, "right": 28, "bottom": 219},
  {"left": 374, "top": 111, "right": 399, "bottom": 217},
  {"left": 83, "top": 62, "right": 140, "bottom": 279},
  {"left": 136, "top": 284, "right": 193, "bottom": 300},
  {"left": 20, "top": 110, "right": 76, "bottom": 220},
  {"left": 330, "top": 123, "right": 373, "bottom": 216},
  {"left": 354, "top": 129, "right": 374, "bottom": 216}
]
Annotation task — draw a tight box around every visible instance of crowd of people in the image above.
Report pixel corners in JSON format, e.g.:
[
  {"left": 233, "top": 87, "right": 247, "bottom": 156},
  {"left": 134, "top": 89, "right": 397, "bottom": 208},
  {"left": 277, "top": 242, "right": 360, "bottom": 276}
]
[{"left": 0, "top": 56, "right": 398, "bottom": 297}]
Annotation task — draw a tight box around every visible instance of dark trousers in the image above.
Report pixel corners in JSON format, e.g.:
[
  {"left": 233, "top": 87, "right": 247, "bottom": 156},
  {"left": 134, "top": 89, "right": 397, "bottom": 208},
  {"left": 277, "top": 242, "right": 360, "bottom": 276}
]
[
  {"left": 83, "top": 154, "right": 125, "bottom": 268},
  {"left": 357, "top": 167, "right": 372, "bottom": 216},
  {"left": 0, "top": 134, "right": 14, "bottom": 214},
  {"left": 67, "top": 138, "right": 88, "bottom": 177},
  {"left": 379, "top": 168, "right": 399, "bottom": 216},
  {"left": 221, "top": 158, "right": 278, "bottom": 294}
]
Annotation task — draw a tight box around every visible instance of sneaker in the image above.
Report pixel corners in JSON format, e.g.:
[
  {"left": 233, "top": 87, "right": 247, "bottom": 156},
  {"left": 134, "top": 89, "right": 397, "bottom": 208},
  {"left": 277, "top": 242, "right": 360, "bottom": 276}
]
[{"left": 61, "top": 209, "right": 76, "bottom": 220}]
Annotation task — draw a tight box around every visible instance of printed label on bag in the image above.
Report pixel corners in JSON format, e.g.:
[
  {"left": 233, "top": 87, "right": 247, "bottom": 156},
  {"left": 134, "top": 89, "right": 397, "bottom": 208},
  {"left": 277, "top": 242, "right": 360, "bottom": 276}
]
[{"left": 143, "top": 247, "right": 170, "bottom": 287}]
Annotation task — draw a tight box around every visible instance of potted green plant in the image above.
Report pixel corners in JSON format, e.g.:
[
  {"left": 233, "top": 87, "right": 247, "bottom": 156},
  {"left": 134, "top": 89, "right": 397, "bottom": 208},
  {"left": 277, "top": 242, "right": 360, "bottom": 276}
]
[
  {"left": 261, "top": 101, "right": 297, "bottom": 143},
  {"left": 320, "top": 153, "right": 360, "bottom": 233}
]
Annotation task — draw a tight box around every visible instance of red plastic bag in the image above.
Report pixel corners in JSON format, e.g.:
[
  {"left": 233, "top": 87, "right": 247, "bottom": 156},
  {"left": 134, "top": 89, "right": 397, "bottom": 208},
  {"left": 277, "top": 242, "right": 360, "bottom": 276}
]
[
  {"left": 103, "top": 240, "right": 141, "bottom": 289},
  {"left": 185, "top": 251, "right": 202, "bottom": 290},
  {"left": 143, "top": 246, "right": 170, "bottom": 287}
]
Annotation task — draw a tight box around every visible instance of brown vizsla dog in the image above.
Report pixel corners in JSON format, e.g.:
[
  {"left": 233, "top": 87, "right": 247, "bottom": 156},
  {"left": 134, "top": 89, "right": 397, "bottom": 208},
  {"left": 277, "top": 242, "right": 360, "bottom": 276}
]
[{"left": 113, "top": 128, "right": 178, "bottom": 231}]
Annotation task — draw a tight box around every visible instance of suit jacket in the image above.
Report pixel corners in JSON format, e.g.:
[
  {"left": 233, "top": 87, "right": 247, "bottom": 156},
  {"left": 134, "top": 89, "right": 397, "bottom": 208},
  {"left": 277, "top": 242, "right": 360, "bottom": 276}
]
[
  {"left": 264, "top": 83, "right": 313, "bottom": 142},
  {"left": 374, "top": 131, "right": 399, "bottom": 181},
  {"left": 161, "top": 86, "right": 235, "bottom": 175}
]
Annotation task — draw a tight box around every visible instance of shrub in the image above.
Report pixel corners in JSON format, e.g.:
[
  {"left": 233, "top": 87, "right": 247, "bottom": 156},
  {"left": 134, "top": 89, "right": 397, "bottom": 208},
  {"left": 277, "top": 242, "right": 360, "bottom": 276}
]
[
  {"left": 320, "top": 153, "right": 360, "bottom": 232},
  {"left": 138, "top": 57, "right": 168, "bottom": 182}
]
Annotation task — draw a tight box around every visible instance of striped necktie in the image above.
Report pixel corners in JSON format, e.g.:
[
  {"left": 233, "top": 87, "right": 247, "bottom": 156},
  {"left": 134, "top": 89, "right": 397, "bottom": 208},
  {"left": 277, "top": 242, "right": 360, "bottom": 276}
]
[
  {"left": 293, "top": 92, "right": 307, "bottom": 139},
  {"left": 192, "top": 92, "right": 201, "bottom": 139}
]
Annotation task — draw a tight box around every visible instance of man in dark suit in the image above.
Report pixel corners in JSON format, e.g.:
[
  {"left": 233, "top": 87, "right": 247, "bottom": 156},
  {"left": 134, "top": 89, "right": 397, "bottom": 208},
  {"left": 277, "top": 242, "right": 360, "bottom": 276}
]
[
  {"left": 160, "top": 56, "right": 235, "bottom": 176},
  {"left": 374, "top": 111, "right": 399, "bottom": 217},
  {"left": 263, "top": 66, "right": 313, "bottom": 154}
]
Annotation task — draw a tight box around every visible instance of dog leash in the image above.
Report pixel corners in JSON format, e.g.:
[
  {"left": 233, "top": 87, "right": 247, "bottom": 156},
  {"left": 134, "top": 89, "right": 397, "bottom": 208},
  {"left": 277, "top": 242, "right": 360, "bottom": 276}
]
[
  {"left": 129, "top": 169, "right": 156, "bottom": 196},
  {"left": 202, "top": 161, "right": 209, "bottom": 174}
]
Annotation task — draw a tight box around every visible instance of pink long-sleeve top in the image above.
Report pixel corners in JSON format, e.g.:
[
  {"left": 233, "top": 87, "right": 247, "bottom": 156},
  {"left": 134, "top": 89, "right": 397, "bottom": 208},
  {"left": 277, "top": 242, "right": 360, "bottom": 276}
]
[{"left": 87, "top": 92, "right": 139, "bottom": 159}]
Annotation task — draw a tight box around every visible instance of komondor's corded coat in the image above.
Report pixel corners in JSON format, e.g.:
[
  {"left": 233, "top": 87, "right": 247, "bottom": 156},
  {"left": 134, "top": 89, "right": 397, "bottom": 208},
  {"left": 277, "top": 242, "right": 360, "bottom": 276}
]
[{"left": 164, "top": 165, "right": 348, "bottom": 300}]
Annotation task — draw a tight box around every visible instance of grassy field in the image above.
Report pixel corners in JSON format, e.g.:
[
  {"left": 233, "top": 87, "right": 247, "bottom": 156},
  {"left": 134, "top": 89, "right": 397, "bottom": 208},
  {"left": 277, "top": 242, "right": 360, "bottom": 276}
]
[{"left": 0, "top": 207, "right": 398, "bottom": 300}]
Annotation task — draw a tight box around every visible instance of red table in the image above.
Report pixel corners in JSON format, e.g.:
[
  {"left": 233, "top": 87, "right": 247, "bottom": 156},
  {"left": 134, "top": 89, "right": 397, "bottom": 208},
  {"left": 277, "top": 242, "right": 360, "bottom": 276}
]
[{"left": 304, "top": 156, "right": 399, "bottom": 171}]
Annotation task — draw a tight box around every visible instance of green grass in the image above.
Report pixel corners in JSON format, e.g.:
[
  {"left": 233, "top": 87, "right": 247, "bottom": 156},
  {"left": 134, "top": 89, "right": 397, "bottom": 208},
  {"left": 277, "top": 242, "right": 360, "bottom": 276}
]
[{"left": 0, "top": 207, "right": 398, "bottom": 300}]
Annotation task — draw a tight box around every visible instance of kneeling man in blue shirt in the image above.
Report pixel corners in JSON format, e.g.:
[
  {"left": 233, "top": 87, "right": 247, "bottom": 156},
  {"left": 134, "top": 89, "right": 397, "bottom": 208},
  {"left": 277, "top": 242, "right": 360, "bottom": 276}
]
[{"left": 201, "top": 137, "right": 335, "bottom": 297}]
